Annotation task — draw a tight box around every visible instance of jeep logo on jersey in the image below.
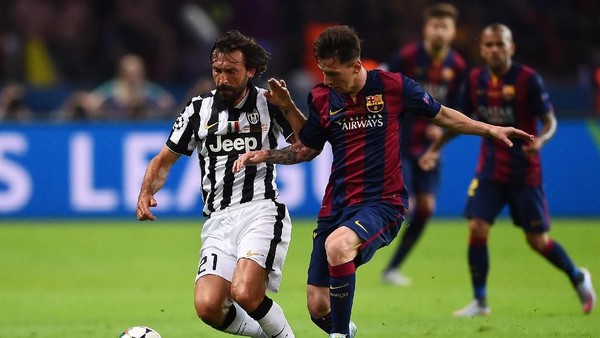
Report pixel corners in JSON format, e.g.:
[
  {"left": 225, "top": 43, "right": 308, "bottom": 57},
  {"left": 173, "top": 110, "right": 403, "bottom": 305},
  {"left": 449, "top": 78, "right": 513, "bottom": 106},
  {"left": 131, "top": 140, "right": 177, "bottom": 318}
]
[
  {"left": 246, "top": 109, "right": 260, "bottom": 125},
  {"left": 206, "top": 133, "right": 260, "bottom": 155}
]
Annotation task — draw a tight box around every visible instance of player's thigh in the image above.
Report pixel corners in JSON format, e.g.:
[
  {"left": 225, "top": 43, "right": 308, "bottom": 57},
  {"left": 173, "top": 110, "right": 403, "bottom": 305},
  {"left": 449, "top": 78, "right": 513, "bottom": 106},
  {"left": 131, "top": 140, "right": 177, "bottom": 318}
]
[
  {"left": 412, "top": 163, "right": 441, "bottom": 198},
  {"left": 508, "top": 185, "right": 550, "bottom": 233},
  {"left": 307, "top": 229, "right": 331, "bottom": 287},
  {"left": 344, "top": 203, "right": 404, "bottom": 266},
  {"left": 233, "top": 200, "right": 292, "bottom": 293},
  {"left": 195, "top": 245, "right": 237, "bottom": 285},
  {"left": 463, "top": 178, "right": 506, "bottom": 224}
]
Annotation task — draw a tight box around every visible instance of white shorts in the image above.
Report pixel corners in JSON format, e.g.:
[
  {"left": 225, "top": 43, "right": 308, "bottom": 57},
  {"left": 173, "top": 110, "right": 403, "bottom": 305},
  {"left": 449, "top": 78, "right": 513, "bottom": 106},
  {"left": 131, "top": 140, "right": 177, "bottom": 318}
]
[{"left": 195, "top": 199, "right": 292, "bottom": 293}]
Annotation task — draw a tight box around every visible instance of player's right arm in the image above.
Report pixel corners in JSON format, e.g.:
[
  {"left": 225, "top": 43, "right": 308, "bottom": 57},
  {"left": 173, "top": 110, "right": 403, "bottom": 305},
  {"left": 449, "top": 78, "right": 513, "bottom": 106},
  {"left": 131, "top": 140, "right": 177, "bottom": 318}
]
[{"left": 136, "top": 146, "right": 181, "bottom": 221}]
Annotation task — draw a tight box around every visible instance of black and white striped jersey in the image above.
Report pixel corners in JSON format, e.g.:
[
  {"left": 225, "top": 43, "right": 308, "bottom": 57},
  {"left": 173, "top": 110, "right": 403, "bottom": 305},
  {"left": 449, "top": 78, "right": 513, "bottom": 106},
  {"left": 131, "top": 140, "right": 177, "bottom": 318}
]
[{"left": 166, "top": 83, "right": 293, "bottom": 216}]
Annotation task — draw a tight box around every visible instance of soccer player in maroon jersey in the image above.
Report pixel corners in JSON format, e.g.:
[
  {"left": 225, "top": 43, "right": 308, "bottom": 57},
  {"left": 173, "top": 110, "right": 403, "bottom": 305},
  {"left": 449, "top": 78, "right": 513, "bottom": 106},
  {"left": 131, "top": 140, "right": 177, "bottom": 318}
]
[
  {"left": 381, "top": 2, "right": 467, "bottom": 286},
  {"left": 420, "top": 23, "right": 596, "bottom": 317},
  {"left": 233, "top": 25, "right": 532, "bottom": 337}
]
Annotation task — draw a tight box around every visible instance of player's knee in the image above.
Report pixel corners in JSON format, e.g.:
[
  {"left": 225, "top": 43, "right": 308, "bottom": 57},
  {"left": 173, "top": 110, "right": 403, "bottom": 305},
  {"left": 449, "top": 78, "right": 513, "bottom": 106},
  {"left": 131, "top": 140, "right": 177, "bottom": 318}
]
[
  {"left": 324, "top": 236, "right": 350, "bottom": 264},
  {"left": 415, "top": 205, "right": 434, "bottom": 219},
  {"left": 231, "top": 283, "right": 263, "bottom": 311},
  {"left": 468, "top": 219, "right": 489, "bottom": 238},
  {"left": 194, "top": 297, "right": 226, "bottom": 326},
  {"left": 525, "top": 233, "right": 547, "bottom": 253},
  {"left": 307, "top": 292, "right": 329, "bottom": 318}
]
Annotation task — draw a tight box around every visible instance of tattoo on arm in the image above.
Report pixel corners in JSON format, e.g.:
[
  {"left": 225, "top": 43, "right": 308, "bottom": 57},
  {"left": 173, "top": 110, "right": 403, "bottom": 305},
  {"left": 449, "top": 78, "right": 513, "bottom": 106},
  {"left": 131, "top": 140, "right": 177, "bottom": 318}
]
[{"left": 265, "top": 142, "right": 319, "bottom": 164}]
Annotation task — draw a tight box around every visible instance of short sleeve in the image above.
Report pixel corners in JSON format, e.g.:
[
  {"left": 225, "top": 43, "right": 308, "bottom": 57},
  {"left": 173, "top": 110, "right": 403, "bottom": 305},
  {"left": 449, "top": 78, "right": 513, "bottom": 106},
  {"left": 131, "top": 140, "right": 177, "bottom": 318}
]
[
  {"left": 402, "top": 75, "right": 442, "bottom": 118},
  {"left": 299, "top": 93, "right": 327, "bottom": 150}
]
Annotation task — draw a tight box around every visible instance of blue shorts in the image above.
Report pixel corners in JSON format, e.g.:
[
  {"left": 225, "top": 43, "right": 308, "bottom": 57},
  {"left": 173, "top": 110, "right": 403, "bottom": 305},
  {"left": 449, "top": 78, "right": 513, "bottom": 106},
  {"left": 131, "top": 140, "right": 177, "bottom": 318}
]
[
  {"left": 402, "top": 154, "right": 441, "bottom": 196},
  {"left": 463, "top": 178, "right": 550, "bottom": 233},
  {"left": 307, "top": 202, "right": 405, "bottom": 287}
]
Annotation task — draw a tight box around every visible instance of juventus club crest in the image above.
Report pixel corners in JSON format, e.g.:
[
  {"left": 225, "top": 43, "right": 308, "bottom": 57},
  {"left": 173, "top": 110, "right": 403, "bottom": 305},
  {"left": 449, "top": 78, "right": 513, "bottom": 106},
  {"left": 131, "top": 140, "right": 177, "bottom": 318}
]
[
  {"left": 246, "top": 109, "right": 260, "bottom": 125},
  {"left": 365, "top": 94, "right": 384, "bottom": 113}
]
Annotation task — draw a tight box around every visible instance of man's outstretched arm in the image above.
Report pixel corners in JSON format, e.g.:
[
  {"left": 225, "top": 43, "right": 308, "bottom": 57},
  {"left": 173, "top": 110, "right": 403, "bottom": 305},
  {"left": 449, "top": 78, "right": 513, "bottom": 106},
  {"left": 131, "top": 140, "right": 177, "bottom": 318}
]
[
  {"left": 233, "top": 141, "right": 320, "bottom": 173},
  {"left": 431, "top": 105, "right": 534, "bottom": 147}
]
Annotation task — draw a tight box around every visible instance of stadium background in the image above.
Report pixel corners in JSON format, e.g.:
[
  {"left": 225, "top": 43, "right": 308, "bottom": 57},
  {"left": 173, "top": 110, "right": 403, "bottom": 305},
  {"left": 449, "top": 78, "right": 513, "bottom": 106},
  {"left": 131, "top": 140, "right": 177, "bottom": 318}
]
[
  {"left": 1, "top": 2, "right": 599, "bottom": 337},
  {"left": 0, "top": 0, "right": 599, "bottom": 219}
]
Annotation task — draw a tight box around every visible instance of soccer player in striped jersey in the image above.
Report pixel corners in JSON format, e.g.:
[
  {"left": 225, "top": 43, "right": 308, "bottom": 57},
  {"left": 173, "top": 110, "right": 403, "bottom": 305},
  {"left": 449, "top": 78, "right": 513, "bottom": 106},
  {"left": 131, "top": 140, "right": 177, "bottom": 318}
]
[
  {"left": 381, "top": 2, "right": 467, "bottom": 286},
  {"left": 233, "top": 25, "right": 532, "bottom": 338},
  {"left": 420, "top": 24, "right": 596, "bottom": 317},
  {"left": 136, "top": 31, "right": 299, "bottom": 338}
]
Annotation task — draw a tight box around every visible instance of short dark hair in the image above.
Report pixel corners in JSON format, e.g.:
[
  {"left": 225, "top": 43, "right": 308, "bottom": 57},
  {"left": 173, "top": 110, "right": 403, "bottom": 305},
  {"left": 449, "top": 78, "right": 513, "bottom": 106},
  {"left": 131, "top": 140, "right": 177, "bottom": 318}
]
[
  {"left": 423, "top": 3, "right": 458, "bottom": 23},
  {"left": 313, "top": 25, "right": 361, "bottom": 65},
  {"left": 210, "top": 30, "right": 270, "bottom": 77},
  {"left": 482, "top": 23, "right": 513, "bottom": 41}
]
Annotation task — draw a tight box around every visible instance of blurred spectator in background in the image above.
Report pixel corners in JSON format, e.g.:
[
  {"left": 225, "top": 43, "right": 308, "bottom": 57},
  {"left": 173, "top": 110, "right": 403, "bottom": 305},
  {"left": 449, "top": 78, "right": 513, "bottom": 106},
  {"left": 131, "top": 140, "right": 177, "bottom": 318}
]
[
  {"left": 47, "top": 0, "right": 107, "bottom": 85},
  {"left": 58, "top": 54, "right": 175, "bottom": 120},
  {"left": 1, "top": 0, "right": 57, "bottom": 87},
  {"left": 102, "top": 0, "right": 178, "bottom": 83},
  {"left": 1, "top": 0, "right": 599, "bottom": 119},
  {"left": 0, "top": 82, "right": 32, "bottom": 121},
  {"left": 0, "top": 0, "right": 107, "bottom": 87}
]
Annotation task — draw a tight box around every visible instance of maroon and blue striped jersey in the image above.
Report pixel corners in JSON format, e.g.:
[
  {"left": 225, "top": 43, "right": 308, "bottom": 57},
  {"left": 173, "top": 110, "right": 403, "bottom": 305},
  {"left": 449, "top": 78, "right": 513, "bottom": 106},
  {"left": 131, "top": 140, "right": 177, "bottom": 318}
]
[
  {"left": 464, "top": 62, "right": 553, "bottom": 186},
  {"left": 299, "top": 69, "right": 441, "bottom": 218},
  {"left": 388, "top": 42, "right": 466, "bottom": 156}
]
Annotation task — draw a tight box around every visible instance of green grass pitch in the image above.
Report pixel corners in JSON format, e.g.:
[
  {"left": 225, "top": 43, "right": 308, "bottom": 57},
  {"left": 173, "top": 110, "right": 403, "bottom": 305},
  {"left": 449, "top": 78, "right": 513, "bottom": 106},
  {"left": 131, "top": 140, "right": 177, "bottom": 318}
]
[{"left": 1, "top": 217, "right": 598, "bottom": 337}]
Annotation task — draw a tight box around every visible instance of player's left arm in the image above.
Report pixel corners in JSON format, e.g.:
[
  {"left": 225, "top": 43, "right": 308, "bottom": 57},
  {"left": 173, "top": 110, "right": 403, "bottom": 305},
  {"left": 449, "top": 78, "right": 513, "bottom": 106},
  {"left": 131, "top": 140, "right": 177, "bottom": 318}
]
[
  {"left": 431, "top": 105, "right": 534, "bottom": 147},
  {"left": 522, "top": 110, "right": 557, "bottom": 155},
  {"left": 265, "top": 78, "right": 307, "bottom": 138},
  {"left": 233, "top": 141, "right": 320, "bottom": 173}
]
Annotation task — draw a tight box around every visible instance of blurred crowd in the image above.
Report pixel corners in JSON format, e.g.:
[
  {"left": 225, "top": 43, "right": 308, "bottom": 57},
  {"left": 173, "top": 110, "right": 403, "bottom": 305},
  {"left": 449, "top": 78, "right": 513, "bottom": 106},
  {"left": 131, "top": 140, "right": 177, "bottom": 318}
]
[{"left": 1, "top": 0, "right": 599, "bottom": 121}]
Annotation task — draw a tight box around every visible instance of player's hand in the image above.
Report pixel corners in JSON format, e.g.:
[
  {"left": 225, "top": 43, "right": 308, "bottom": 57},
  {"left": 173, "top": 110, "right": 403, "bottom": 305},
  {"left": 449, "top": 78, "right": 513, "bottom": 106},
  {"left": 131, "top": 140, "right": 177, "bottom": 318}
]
[
  {"left": 136, "top": 193, "right": 157, "bottom": 221},
  {"left": 233, "top": 150, "right": 268, "bottom": 173},
  {"left": 419, "top": 149, "right": 440, "bottom": 171},
  {"left": 490, "top": 126, "right": 534, "bottom": 147},
  {"left": 521, "top": 137, "right": 542, "bottom": 155},
  {"left": 265, "top": 78, "right": 293, "bottom": 109},
  {"left": 425, "top": 124, "right": 444, "bottom": 142}
]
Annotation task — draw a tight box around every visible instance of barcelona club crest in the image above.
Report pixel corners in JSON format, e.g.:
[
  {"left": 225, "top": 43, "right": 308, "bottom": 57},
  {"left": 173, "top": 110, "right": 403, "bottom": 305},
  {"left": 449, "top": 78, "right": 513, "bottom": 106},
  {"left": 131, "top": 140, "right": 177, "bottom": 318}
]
[
  {"left": 365, "top": 94, "right": 384, "bottom": 113},
  {"left": 501, "top": 85, "right": 515, "bottom": 100}
]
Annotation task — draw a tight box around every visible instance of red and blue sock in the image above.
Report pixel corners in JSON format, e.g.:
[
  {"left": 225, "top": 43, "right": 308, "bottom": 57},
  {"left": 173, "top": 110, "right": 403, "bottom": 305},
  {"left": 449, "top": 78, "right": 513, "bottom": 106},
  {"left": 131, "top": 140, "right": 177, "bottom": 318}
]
[
  {"left": 468, "top": 236, "right": 489, "bottom": 304},
  {"left": 329, "top": 261, "right": 356, "bottom": 335}
]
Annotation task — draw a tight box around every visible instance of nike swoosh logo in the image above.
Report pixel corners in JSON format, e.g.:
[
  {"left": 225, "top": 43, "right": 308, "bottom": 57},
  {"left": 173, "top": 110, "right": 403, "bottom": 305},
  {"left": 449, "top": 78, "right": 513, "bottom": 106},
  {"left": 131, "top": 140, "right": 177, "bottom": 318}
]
[
  {"left": 330, "top": 283, "right": 349, "bottom": 290},
  {"left": 245, "top": 250, "right": 264, "bottom": 257},
  {"left": 329, "top": 108, "right": 344, "bottom": 115},
  {"left": 205, "top": 121, "right": 219, "bottom": 129},
  {"left": 354, "top": 220, "right": 368, "bottom": 233}
]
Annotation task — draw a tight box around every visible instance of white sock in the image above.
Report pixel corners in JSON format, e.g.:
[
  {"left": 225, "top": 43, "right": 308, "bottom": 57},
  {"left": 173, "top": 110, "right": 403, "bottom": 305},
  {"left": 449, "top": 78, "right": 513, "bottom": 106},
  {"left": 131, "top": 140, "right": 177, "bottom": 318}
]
[
  {"left": 223, "top": 302, "right": 267, "bottom": 338},
  {"left": 254, "top": 299, "right": 295, "bottom": 338}
]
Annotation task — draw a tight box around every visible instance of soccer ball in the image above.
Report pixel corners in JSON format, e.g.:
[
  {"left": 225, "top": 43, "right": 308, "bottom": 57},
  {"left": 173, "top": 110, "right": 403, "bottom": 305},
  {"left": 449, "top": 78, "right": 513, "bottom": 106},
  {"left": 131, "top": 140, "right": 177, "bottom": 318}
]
[{"left": 119, "top": 326, "right": 161, "bottom": 338}]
